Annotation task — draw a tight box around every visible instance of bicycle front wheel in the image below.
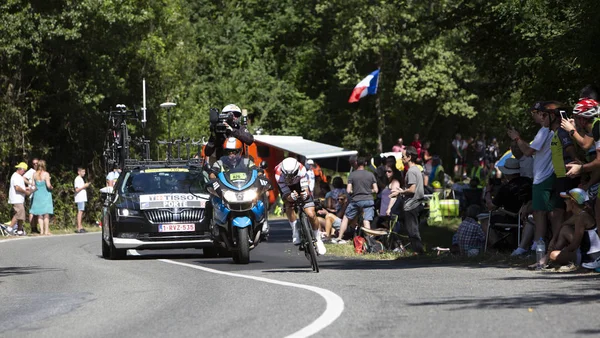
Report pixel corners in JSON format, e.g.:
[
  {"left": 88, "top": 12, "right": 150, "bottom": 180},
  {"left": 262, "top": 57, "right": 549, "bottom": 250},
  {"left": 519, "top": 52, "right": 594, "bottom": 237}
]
[{"left": 300, "top": 212, "right": 319, "bottom": 273}]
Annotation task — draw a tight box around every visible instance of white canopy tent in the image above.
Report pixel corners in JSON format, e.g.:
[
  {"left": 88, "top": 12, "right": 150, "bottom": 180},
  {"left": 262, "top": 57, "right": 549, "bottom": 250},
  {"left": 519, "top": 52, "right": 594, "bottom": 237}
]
[{"left": 253, "top": 135, "right": 358, "bottom": 172}]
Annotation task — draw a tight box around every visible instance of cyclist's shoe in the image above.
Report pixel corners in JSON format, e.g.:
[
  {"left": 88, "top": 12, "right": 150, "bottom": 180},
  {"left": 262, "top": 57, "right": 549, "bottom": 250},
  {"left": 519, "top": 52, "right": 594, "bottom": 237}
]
[
  {"left": 292, "top": 227, "right": 301, "bottom": 245},
  {"left": 316, "top": 239, "right": 326, "bottom": 255}
]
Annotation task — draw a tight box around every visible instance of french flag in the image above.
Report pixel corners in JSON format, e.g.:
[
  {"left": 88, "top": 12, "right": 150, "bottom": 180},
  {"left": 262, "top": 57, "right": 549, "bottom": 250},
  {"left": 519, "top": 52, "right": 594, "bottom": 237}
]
[{"left": 348, "top": 69, "right": 379, "bottom": 103}]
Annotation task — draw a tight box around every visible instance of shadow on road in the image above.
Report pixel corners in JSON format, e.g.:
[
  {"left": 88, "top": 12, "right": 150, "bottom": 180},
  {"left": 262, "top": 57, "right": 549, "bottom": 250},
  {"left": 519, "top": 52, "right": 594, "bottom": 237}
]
[
  {"left": 406, "top": 290, "right": 600, "bottom": 310},
  {"left": 0, "top": 266, "right": 61, "bottom": 282}
]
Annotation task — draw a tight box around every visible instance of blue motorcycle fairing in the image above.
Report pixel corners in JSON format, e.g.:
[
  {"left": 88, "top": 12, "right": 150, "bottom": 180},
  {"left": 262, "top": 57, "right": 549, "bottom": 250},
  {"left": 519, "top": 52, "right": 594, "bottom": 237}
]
[
  {"left": 211, "top": 196, "right": 230, "bottom": 226},
  {"left": 251, "top": 200, "right": 265, "bottom": 222},
  {"left": 218, "top": 170, "right": 258, "bottom": 191},
  {"left": 232, "top": 216, "right": 252, "bottom": 228}
]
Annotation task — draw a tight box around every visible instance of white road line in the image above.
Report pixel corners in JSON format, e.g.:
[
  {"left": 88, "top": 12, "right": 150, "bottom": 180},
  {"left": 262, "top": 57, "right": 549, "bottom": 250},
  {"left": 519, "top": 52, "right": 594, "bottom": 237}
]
[{"left": 159, "top": 259, "right": 344, "bottom": 338}]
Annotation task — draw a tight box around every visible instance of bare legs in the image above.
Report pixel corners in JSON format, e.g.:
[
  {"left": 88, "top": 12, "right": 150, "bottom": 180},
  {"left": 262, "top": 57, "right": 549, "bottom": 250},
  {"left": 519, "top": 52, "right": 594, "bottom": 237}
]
[
  {"left": 39, "top": 214, "right": 51, "bottom": 235},
  {"left": 77, "top": 210, "right": 84, "bottom": 232}
]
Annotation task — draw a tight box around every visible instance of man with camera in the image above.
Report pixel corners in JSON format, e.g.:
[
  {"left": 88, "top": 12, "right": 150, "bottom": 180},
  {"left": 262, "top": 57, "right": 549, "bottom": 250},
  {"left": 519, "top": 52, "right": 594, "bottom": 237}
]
[{"left": 204, "top": 104, "right": 254, "bottom": 159}]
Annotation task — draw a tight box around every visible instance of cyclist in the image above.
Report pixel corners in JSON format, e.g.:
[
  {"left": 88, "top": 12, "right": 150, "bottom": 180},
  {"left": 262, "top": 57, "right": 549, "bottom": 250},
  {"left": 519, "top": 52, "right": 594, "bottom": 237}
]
[
  {"left": 205, "top": 104, "right": 254, "bottom": 159},
  {"left": 275, "top": 157, "right": 326, "bottom": 255}
]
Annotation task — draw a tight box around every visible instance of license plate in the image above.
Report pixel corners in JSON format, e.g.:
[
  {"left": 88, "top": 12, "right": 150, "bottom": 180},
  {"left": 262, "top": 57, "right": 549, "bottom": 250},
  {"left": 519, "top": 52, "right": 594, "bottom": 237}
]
[{"left": 158, "top": 224, "right": 195, "bottom": 232}]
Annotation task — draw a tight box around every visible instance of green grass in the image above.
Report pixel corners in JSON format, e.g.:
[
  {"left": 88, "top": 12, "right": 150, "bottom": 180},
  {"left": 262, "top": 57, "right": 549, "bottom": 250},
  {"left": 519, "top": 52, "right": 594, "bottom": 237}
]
[{"left": 323, "top": 217, "right": 540, "bottom": 269}]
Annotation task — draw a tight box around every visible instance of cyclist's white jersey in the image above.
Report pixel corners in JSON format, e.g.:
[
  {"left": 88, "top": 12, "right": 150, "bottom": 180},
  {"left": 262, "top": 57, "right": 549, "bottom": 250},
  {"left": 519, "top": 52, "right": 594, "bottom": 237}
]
[{"left": 274, "top": 162, "right": 310, "bottom": 196}]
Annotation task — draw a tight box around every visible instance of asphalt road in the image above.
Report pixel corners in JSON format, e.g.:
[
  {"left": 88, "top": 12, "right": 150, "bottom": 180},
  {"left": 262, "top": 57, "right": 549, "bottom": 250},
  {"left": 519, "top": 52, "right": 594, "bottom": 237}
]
[{"left": 1, "top": 220, "right": 600, "bottom": 338}]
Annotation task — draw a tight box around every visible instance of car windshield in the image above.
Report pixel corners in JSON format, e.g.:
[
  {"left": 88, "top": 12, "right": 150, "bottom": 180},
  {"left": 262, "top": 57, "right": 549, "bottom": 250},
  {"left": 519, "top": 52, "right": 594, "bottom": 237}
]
[{"left": 120, "top": 169, "right": 207, "bottom": 194}]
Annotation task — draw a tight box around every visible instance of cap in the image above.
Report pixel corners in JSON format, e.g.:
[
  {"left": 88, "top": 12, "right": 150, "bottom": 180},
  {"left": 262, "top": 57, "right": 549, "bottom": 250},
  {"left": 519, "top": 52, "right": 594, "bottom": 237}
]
[
  {"left": 498, "top": 158, "right": 520, "bottom": 175},
  {"left": 307, "top": 159, "right": 314, "bottom": 165},
  {"left": 15, "top": 162, "right": 28, "bottom": 170},
  {"left": 530, "top": 101, "right": 548, "bottom": 112},
  {"left": 560, "top": 188, "right": 589, "bottom": 205}
]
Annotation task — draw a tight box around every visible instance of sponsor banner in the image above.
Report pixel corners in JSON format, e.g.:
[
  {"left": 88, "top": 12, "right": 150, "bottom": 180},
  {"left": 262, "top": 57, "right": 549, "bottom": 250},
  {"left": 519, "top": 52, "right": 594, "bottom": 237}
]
[{"left": 139, "top": 194, "right": 207, "bottom": 210}]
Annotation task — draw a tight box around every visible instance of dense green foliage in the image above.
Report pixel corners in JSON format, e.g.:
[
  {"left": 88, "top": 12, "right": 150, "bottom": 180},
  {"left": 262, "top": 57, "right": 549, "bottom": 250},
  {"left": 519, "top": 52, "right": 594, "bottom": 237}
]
[{"left": 2, "top": 0, "right": 600, "bottom": 224}]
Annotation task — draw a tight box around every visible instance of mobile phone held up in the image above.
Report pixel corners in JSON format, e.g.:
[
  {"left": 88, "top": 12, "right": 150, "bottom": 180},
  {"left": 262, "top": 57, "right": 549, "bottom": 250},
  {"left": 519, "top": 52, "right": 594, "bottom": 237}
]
[
  {"left": 559, "top": 110, "right": 567, "bottom": 120},
  {"left": 506, "top": 122, "right": 515, "bottom": 131}
]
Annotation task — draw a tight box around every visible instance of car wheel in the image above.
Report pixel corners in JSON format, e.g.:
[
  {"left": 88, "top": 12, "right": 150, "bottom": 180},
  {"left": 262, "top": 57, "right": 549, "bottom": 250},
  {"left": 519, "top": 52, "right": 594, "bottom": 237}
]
[
  {"left": 108, "top": 231, "right": 127, "bottom": 260},
  {"left": 102, "top": 236, "right": 110, "bottom": 259}
]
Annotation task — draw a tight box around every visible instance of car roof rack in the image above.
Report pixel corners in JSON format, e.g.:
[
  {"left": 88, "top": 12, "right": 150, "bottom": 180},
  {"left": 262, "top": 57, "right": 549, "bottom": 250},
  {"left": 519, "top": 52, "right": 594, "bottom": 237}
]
[{"left": 124, "top": 158, "right": 205, "bottom": 171}]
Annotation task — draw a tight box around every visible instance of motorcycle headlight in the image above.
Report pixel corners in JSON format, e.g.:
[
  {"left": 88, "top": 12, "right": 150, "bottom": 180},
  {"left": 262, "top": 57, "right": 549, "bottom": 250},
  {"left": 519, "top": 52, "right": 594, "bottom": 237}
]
[
  {"left": 117, "top": 208, "right": 142, "bottom": 217},
  {"left": 222, "top": 188, "right": 258, "bottom": 203}
]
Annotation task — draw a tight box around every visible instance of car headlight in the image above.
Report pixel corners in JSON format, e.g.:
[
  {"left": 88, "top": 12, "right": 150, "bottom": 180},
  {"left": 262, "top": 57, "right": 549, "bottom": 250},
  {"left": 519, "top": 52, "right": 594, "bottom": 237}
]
[
  {"left": 117, "top": 208, "right": 142, "bottom": 217},
  {"left": 222, "top": 188, "right": 258, "bottom": 203}
]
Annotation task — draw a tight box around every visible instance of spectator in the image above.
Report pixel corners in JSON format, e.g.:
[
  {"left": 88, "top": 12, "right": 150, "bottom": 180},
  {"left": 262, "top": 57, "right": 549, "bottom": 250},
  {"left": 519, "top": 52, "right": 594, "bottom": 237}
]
[
  {"left": 106, "top": 165, "right": 121, "bottom": 187},
  {"left": 427, "top": 155, "right": 445, "bottom": 187},
  {"left": 486, "top": 137, "right": 500, "bottom": 163},
  {"left": 315, "top": 180, "right": 330, "bottom": 199},
  {"left": 392, "top": 138, "right": 405, "bottom": 153},
  {"left": 317, "top": 192, "right": 349, "bottom": 240},
  {"left": 508, "top": 101, "right": 555, "bottom": 259},
  {"left": 475, "top": 133, "right": 486, "bottom": 164},
  {"left": 74, "top": 167, "right": 91, "bottom": 234},
  {"left": 451, "top": 133, "right": 466, "bottom": 179},
  {"left": 29, "top": 160, "right": 54, "bottom": 236},
  {"left": 8, "top": 162, "right": 30, "bottom": 236},
  {"left": 333, "top": 157, "right": 378, "bottom": 243},
  {"left": 23, "top": 158, "right": 39, "bottom": 233},
  {"left": 456, "top": 204, "right": 486, "bottom": 256},
  {"left": 305, "top": 159, "right": 316, "bottom": 193},
  {"left": 376, "top": 164, "right": 402, "bottom": 228},
  {"left": 420, "top": 141, "right": 432, "bottom": 163},
  {"left": 391, "top": 146, "right": 425, "bottom": 254},
  {"left": 410, "top": 133, "right": 422, "bottom": 158},
  {"left": 481, "top": 158, "right": 532, "bottom": 253},
  {"left": 465, "top": 136, "right": 478, "bottom": 176},
  {"left": 324, "top": 176, "right": 346, "bottom": 212},
  {"left": 510, "top": 140, "right": 533, "bottom": 179},
  {"left": 546, "top": 103, "right": 579, "bottom": 248},
  {"left": 539, "top": 188, "right": 598, "bottom": 271}
]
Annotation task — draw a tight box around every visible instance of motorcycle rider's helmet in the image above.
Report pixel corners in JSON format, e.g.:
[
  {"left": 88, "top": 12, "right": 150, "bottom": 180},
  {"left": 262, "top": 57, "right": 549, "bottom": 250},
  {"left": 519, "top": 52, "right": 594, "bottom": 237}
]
[
  {"left": 281, "top": 157, "right": 300, "bottom": 184},
  {"left": 572, "top": 99, "right": 599, "bottom": 119},
  {"left": 222, "top": 104, "right": 242, "bottom": 118},
  {"left": 223, "top": 137, "right": 243, "bottom": 155}
]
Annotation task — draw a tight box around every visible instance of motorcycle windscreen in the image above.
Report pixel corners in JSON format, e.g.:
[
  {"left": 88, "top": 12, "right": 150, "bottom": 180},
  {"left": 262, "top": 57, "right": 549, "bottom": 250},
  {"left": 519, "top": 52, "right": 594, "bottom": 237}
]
[{"left": 226, "top": 169, "right": 252, "bottom": 189}]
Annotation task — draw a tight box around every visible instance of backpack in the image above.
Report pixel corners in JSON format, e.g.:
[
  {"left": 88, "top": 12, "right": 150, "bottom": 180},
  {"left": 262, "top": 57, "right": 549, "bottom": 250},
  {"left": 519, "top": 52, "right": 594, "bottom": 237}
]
[
  {"left": 354, "top": 236, "right": 367, "bottom": 254},
  {"left": 365, "top": 236, "right": 385, "bottom": 254}
]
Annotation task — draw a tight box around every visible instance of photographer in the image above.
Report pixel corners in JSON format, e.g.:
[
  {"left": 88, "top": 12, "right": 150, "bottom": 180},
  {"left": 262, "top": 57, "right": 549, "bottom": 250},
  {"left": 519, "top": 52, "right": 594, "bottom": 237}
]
[{"left": 205, "top": 104, "right": 254, "bottom": 159}]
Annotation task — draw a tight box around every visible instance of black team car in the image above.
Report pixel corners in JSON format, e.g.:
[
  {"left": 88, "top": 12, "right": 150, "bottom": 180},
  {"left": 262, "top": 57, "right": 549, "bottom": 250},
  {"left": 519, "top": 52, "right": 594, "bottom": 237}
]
[{"left": 101, "top": 160, "right": 215, "bottom": 259}]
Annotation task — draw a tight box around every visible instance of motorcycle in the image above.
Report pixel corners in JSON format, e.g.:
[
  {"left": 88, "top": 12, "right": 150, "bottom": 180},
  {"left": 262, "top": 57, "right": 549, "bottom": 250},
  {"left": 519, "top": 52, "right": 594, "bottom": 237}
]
[{"left": 207, "top": 159, "right": 270, "bottom": 264}]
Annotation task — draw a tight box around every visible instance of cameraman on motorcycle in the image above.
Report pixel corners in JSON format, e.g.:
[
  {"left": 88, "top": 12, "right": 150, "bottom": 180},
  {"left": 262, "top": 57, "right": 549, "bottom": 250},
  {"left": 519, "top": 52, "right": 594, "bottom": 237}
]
[
  {"left": 205, "top": 104, "right": 254, "bottom": 159},
  {"left": 276, "top": 157, "right": 326, "bottom": 255}
]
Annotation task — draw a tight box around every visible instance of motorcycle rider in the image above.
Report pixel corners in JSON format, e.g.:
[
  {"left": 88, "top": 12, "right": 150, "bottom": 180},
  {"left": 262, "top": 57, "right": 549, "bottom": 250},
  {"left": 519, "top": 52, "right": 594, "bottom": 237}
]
[
  {"left": 204, "top": 104, "right": 254, "bottom": 159},
  {"left": 204, "top": 138, "right": 269, "bottom": 239},
  {"left": 275, "top": 157, "right": 326, "bottom": 255},
  {"left": 211, "top": 138, "right": 255, "bottom": 176}
]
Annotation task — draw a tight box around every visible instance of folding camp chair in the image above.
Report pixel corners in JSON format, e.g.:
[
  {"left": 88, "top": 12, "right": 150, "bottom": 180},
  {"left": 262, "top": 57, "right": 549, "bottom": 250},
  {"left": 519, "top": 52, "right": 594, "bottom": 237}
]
[
  {"left": 1, "top": 223, "right": 12, "bottom": 237},
  {"left": 484, "top": 208, "right": 521, "bottom": 252},
  {"left": 361, "top": 214, "right": 408, "bottom": 252}
]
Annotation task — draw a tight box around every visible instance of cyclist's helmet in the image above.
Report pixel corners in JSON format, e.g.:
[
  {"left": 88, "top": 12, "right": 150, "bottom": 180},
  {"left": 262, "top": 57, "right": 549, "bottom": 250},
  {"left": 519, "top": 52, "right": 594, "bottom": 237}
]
[
  {"left": 281, "top": 157, "right": 300, "bottom": 184},
  {"left": 222, "top": 104, "right": 242, "bottom": 117},
  {"left": 223, "top": 137, "right": 243, "bottom": 155},
  {"left": 572, "top": 99, "right": 600, "bottom": 119}
]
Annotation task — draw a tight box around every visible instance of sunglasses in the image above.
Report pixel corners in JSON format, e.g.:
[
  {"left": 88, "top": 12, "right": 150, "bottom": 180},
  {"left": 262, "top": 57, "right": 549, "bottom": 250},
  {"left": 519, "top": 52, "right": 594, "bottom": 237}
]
[
  {"left": 385, "top": 170, "right": 393, "bottom": 173},
  {"left": 337, "top": 198, "right": 346, "bottom": 201}
]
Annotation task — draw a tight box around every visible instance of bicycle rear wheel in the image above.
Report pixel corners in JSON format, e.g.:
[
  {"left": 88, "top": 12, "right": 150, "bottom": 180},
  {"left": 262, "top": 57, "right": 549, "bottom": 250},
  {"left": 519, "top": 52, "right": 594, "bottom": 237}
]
[{"left": 300, "top": 212, "right": 319, "bottom": 273}]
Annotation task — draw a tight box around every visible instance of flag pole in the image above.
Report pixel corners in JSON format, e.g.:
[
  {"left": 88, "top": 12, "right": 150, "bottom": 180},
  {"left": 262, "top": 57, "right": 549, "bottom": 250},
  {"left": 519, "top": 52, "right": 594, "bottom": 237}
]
[{"left": 375, "top": 68, "right": 382, "bottom": 153}]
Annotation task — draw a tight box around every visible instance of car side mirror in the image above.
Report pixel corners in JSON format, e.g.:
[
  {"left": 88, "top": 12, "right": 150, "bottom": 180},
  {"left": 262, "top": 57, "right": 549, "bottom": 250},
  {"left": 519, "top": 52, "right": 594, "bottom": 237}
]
[{"left": 260, "top": 161, "right": 268, "bottom": 170}]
